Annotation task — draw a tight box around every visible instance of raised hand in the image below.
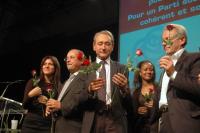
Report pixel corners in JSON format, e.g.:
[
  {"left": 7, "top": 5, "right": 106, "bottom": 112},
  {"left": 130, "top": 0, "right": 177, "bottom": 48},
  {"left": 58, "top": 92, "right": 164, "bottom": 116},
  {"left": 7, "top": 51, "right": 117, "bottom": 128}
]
[
  {"left": 144, "top": 100, "right": 154, "bottom": 108},
  {"left": 38, "top": 95, "right": 48, "bottom": 104},
  {"left": 46, "top": 99, "right": 61, "bottom": 111},
  {"left": 45, "top": 99, "right": 61, "bottom": 116},
  {"left": 138, "top": 106, "right": 148, "bottom": 115},
  {"left": 159, "top": 56, "right": 175, "bottom": 76},
  {"left": 112, "top": 73, "right": 128, "bottom": 88},
  {"left": 88, "top": 78, "right": 105, "bottom": 92}
]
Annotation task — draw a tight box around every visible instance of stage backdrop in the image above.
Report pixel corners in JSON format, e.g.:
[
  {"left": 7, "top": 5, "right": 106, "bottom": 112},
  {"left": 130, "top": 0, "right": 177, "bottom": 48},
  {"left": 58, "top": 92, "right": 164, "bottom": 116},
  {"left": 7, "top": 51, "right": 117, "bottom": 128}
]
[{"left": 119, "top": 0, "right": 200, "bottom": 88}]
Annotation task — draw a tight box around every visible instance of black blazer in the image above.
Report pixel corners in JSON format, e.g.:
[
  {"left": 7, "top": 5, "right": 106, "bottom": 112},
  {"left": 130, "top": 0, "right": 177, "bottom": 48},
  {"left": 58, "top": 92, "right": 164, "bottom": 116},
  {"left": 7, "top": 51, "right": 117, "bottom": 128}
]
[
  {"left": 54, "top": 73, "right": 87, "bottom": 133},
  {"left": 81, "top": 60, "right": 132, "bottom": 133},
  {"left": 159, "top": 51, "right": 200, "bottom": 133}
]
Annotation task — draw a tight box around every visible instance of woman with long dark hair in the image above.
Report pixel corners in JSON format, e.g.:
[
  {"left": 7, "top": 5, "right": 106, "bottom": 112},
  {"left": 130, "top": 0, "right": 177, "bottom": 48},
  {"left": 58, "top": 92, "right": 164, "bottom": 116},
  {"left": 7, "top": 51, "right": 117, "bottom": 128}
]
[{"left": 22, "top": 56, "right": 62, "bottom": 133}]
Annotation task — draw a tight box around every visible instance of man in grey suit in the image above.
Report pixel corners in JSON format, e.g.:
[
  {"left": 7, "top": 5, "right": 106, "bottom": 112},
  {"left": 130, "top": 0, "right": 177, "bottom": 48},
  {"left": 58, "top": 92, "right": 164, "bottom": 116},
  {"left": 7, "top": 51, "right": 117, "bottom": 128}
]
[
  {"left": 81, "top": 30, "right": 133, "bottom": 133},
  {"left": 159, "top": 24, "right": 200, "bottom": 133},
  {"left": 46, "top": 49, "right": 87, "bottom": 133}
]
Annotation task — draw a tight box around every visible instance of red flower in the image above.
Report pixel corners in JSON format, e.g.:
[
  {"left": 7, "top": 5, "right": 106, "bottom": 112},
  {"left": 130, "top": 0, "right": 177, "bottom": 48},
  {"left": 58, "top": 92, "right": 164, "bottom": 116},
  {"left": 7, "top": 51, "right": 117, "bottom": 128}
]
[
  {"left": 46, "top": 83, "right": 53, "bottom": 91},
  {"left": 79, "top": 55, "right": 101, "bottom": 74},
  {"left": 31, "top": 69, "right": 40, "bottom": 87},
  {"left": 164, "top": 24, "right": 175, "bottom": 46},
  {"left": 46, "top": 83, "right": 54, "bottom": 98},
  {"left": 143, "top": 88, "right": 154, "bottom": 102},
  {"left": 136, "top": 49, "right": 143, "bottom": 56},
  {"left": 77, "top": 52, "right": 84, "bottom": 60},
  {"left": 47, "top": 88, "right": 52, "bottom": 93},
  {"left": 149, "top": 88, "right": 154, "bottom": 93},
  {"left": 166, "top": 24, "right": 174, "bottom": 31},
  {"left": 82, "top": 59, "right": 90, "bottom": 66}
]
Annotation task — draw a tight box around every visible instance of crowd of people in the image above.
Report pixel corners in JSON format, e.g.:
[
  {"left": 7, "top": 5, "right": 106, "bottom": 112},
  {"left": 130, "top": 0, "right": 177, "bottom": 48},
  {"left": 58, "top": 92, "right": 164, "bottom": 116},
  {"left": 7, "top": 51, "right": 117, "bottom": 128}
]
[{"left": 21, "top": 24, "right": 200, "bottom": 133}]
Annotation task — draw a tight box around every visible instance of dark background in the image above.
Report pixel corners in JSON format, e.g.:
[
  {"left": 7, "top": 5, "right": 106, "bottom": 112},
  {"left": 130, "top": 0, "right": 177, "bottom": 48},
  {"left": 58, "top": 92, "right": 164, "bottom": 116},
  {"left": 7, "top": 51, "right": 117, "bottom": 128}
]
[{"left": 0, "top": 0, "right": 120, "bottom": 103}]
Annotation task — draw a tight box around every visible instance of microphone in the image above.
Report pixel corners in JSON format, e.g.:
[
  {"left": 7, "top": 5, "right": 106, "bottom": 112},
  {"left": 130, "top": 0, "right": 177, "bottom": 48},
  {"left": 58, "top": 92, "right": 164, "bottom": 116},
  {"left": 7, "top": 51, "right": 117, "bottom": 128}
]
[{"left": 0, "top": 80, "right": 24, "bottom": 97}]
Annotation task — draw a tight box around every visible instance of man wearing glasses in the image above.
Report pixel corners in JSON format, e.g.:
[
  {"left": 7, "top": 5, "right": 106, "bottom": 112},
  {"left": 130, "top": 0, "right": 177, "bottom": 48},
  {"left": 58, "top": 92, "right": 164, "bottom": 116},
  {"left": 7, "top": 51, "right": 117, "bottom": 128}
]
[{"left": 158, "top": 24, "right": 200, "bottom": 133}]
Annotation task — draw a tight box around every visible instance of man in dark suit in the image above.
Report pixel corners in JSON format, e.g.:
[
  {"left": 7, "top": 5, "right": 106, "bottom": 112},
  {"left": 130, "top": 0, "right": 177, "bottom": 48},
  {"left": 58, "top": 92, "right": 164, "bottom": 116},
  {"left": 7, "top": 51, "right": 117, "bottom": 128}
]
[
  {"left": 46, "top": 49, "right": 87, "bottom": 133},
  {"left": 159, "top": 24, "right": 200, "bottom": 133},
  {"left": 81, "top": 30, "right": 132, "bottom": 133}
]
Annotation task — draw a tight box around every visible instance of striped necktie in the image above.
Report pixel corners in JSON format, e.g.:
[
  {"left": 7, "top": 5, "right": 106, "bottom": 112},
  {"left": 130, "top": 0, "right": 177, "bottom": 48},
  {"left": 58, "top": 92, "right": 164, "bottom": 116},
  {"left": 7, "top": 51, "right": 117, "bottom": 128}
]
[{"left": 98, "top": 60, "right": 106, "bottom": 102}]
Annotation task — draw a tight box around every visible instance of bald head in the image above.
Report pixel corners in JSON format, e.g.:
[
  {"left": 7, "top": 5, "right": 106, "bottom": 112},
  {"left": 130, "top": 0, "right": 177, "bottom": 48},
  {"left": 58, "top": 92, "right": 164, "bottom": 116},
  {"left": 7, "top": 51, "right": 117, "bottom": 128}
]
[{"left": 65, "top": 49, "right": 85, "bottom": 73}]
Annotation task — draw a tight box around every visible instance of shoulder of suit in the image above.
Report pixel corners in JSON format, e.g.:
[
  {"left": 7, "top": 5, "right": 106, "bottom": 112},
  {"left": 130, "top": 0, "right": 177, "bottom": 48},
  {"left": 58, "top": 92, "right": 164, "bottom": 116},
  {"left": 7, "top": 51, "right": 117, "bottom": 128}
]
[
  {"left": 187, "top": 52, "right": 200, "bottom": 57},
  {"left": 77, "top": 72, "right": 88, "bottom": 80},
  {"left": 111, "top": 60, "right": 125, "bottom": 67},
  {"left": 183, "top": 52, "right": 200, "bottom": 60}
]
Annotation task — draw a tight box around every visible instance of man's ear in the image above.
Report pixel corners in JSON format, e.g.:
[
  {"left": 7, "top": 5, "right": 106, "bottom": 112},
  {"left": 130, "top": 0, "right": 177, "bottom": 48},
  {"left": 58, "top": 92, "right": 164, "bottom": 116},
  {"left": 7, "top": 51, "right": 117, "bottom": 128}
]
[
  {"left": 111, "top": 44, "right": 114, "bottom": 52},
  {"left": 93, "top": 43, "right": 96, "bottom": 51},
  {"left": 179, "top": 36, "right": 186, "bottom": 47}
]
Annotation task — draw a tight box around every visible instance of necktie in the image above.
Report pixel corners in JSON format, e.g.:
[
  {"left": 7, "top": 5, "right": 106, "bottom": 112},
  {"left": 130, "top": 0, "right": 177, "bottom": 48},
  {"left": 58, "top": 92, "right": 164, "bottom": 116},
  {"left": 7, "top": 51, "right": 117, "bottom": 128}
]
[
  {"left": 98, "top": 60, "right": 106, "bottom": 102},
  {"left": 57, "top": 74, "right": 75, "bottom": 101}
]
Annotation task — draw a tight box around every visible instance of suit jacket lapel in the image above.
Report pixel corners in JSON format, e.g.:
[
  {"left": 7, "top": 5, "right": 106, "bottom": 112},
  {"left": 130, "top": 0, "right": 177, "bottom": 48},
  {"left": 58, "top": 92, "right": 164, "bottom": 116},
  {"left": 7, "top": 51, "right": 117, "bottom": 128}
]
[
  {"left": 175, "top": 51, "right": 187, "bottom": 71},
  {"left": 110, "top": 60, "right": 119, "bottom": 96},
  {"left": 167, "top": 51, "right": 187, "bottom": 92},
  {"left": 60, "top": 74, "right": 80, "bottom": 101}
]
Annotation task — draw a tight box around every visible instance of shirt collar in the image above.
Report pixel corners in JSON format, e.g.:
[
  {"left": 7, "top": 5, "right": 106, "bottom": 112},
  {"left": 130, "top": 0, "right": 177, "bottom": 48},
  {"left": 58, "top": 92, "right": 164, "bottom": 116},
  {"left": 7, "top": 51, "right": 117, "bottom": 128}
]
[
  {"left": 96, "top": 57, "right": 110, "bottom": 65},
  {"left": 171, "top": 48, "right": 184, "bottom": 61},
  {"left": 70, "top": 71, "right": 79, "bottom": 76}
]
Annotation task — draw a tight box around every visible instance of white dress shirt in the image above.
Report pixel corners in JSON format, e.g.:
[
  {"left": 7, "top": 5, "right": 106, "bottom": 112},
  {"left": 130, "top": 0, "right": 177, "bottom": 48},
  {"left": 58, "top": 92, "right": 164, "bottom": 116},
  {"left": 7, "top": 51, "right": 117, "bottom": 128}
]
[
  {"left": 159, "top": 48, "right": 184, "bottom": 108},
  {"left": 96, "top": 57, "right": 112, "bottom": 105}
]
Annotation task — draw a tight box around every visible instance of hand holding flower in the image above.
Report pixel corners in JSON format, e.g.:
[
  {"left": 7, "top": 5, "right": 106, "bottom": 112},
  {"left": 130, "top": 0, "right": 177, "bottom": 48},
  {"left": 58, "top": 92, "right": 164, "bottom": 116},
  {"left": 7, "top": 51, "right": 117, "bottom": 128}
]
[
  {"left": 45, "top": 99, "right": 61, "bottom": 116},
  {"left": 28, "top": 86, "right": 42, "bottom": 98},
  {"left": 37, "top": 95, "right": 48, "bottom": 104},
  {"left": 46, "top": 99, "right": 61, "bottom": 110},
  {"left": 112, "top": 73, "right": 128, "bottom": 88},
  {"left": 143, "top": 88, "right": 154, "bottom": 103},
  {"left": 144, "top": 100, "right": 153, "bottom": 108},
  {"left": 138, "top": 106, "right": 148, "bottom": 115},
  {"left": 159, "top": 56, "right": 175, "bottom": 76},
  {"left": 88, "top": 78, "right": 105, "bottom": 92}
]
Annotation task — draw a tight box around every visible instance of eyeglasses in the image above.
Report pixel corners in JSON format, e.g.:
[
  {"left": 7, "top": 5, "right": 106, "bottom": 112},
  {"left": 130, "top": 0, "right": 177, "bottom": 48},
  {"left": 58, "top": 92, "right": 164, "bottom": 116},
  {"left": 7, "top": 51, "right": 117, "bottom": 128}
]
[
  {"left": 162, "top": 33, "right": 181, "bottom": 46},
  {"left": 162, "top": 38, "right": 178, "bottom": 45},
  {"left": 64, "top": 55, "right": 76, "bottom": 62}
]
